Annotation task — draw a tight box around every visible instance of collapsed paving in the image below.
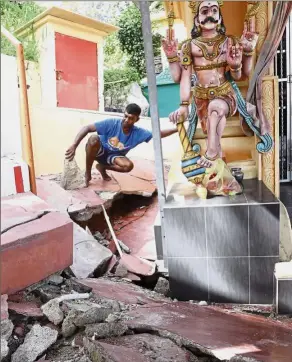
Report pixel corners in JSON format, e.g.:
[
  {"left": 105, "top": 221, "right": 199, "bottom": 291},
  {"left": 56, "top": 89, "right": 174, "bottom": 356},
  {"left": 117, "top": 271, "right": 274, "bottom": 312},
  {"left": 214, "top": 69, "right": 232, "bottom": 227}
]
[
  {"left": 1, "top": 159, "right": 292, "bottom": 361},
  {"left": 1, "top": 273, "right": 292, "bottom": 362}
]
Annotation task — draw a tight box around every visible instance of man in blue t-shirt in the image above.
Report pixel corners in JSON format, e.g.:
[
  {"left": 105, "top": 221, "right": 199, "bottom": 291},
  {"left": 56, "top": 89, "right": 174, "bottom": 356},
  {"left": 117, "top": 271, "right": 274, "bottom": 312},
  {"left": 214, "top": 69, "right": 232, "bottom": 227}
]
[{"left": 66, "top": 103, "right": 177, "bottom": 186}]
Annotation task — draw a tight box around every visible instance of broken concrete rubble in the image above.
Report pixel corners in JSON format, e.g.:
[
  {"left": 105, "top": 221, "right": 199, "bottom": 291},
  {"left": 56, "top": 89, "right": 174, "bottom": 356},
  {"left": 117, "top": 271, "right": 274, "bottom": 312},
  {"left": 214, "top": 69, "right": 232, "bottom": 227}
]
[
  {"left": 47, "top": 274, "right": 64, "bottom": 286},
  {"left": 11, "top": 324, "right": 58, "bottom": 362},
  {"left": 1, "top": 319, "right": 14, "bottom": 341},
  {"left": 1, "top": 193, "right": 73, "bottom": 295},
  {"left": 101, "top": 333, "right": 202, "bottom": 362},
  {"left": 1, "top": 338, "right": 9, "bottom": 360},
  {"left": 83, "top": 338, "right": 151, "bottom": 362},
  {"left": 154, "top": 277, "right": 170, "bottom": 296},
  {"left": 41, "top": 299, "right": 64, "bottom": 325},
  {"left": 8, "top": 301, "right": 43, "bottom": 318},
  {"left": 1, "top": 295, "right": 9, "bottom": 321},
  {"left": 70, "top": 223, "right": 112, "bottom": 278},
  {"left": 75, "top": 306, "right": 112, "bottom": 327},
  {"left": 85, "top": 322, "right": 129, "bottom": 340},
  {"left": 37, "top": 158, "right": 158, "bottom": 224},
  {"left": 1, "top": 274, "right": 291, "bottom": 361},
  {"left": 61, "top": 309, "right": 79, "bottom": 338},
  {"left": 41, "top": 293, "right": 90, "bottom": 325}
]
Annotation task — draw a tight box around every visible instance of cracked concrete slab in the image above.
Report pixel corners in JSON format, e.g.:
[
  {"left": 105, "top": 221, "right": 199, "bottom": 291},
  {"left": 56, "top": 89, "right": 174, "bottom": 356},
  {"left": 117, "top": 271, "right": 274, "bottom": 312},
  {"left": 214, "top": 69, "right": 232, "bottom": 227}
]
[
  {"left": 70, "top": 224, "right": 112, "bottom": 278},
  {"left": 1, "top": 193, "right": 73, "bottom": 295},
  {"left": 37, "top": 158, "right": 159, "bottom": 223},
  {"left": 125, "top": 303, "right": 292, "bottom": 361}
]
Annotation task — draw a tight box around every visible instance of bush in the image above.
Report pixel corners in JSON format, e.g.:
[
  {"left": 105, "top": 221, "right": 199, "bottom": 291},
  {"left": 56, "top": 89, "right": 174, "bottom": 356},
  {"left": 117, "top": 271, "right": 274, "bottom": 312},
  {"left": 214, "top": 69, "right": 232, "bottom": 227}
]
[
  {"left": 0, "top": 0, "right": 44, "bottom": 61},
  {"left": 104, "top": 67, "right": 140, "bottom": 110},
  {"left": 117, "top": 4, "right": 162, "bottom": 79}
]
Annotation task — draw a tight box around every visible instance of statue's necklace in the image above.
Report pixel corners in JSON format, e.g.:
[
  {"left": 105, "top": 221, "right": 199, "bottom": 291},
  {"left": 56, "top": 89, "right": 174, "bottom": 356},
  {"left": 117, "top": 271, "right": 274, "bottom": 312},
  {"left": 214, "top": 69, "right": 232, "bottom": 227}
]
[{"left": 192, "top": 35, "right": 226, "bottom": 61}]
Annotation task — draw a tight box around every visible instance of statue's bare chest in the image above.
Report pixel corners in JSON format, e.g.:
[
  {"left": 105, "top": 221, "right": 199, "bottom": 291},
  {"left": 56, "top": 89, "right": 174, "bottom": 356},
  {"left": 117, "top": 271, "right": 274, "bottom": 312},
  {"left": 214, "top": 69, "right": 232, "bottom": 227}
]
[{"left": 191, "top": 36, "right": 228, "bottom": 64}]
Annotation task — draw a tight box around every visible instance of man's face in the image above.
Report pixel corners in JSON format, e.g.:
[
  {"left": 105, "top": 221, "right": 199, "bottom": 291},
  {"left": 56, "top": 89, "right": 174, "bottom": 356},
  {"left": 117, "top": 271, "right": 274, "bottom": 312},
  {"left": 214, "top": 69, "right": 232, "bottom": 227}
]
[
  {"left": 197, "top": 1, "right": 220, "bottom": 31},
  {"left": 123, "top": 112, "right": 139, "bottom": 127}
]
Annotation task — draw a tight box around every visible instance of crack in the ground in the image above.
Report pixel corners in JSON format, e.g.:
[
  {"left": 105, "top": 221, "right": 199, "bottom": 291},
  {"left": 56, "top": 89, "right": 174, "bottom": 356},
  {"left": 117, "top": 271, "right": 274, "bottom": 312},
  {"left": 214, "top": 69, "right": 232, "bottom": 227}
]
[
  {"left": 1, "top": 210, "right": 53, "bottom": 234},
  {"left": 127, "top": 325, "right": 221, "bottom": 361}
]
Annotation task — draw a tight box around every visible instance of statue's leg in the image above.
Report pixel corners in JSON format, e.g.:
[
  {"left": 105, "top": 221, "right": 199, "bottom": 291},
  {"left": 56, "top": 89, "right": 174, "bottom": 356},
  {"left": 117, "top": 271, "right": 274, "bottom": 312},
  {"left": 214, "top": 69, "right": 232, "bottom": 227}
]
[{"left": 198, "top": 99, "right": 229, "bottom": 168}]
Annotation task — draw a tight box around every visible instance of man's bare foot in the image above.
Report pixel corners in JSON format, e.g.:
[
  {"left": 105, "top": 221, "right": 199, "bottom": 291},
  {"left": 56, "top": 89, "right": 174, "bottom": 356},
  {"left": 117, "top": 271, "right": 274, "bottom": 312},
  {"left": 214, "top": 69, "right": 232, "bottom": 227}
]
[
  {"left": 96, "top": 164, "right": 112, "bottom": 181},
  {"left": 85, "top": 171, "right": 92, "bottom": 187}
]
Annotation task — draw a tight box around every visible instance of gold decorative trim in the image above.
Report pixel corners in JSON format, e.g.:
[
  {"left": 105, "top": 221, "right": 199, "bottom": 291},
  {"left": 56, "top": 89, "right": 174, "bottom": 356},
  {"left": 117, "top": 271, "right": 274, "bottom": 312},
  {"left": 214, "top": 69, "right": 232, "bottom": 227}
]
[
  {"left": 193, "top": 61, "right": 227, "bottom": 72},
  {"left": 182, "top": 164, "right": 202, "bottom": 174},
  {"left": 245, "top": 2, "right": 261, "bottom": 21},
  {"left": 188, "top": 0, "right": 223, "bottom": 17},
  {"left": 194, "top": 81, "right": 233, "bottom": 100},
  {"left": 255, "top": 1, "right": 268, "bottom": 55},
  {"left": 262, "top": 76, "right": 279, "bottom": 195},
  {"left": 192, "top": 35, "right": 226, "bottom": 61},
  {"left": 181, "top": 40, "right": 192, "bottom": 67}
]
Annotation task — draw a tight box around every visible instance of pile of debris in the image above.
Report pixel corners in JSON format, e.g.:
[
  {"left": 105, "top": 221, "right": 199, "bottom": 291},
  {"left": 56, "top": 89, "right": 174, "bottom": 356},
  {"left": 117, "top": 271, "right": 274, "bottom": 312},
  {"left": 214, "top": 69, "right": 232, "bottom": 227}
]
[
  {"left": 2, "top": 264, "right": 291, "bottom": 362},
  {"left": 1, "top": 272, "right": 213, "bottom": 362}
]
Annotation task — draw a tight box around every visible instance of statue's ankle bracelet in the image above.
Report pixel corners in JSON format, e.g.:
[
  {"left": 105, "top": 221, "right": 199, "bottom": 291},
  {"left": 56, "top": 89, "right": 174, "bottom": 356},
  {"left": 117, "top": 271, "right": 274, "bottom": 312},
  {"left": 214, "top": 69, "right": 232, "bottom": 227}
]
[{"left": 205, "top": 152, "right": 219, "bottom": 161}]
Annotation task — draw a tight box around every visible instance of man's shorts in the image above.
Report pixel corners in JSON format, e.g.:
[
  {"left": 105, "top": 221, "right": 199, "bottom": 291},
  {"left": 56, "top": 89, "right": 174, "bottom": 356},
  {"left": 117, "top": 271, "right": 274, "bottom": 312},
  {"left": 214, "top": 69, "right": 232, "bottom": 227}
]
[{"left": 95, "top": 144, "right": 125, "bottom": 166}]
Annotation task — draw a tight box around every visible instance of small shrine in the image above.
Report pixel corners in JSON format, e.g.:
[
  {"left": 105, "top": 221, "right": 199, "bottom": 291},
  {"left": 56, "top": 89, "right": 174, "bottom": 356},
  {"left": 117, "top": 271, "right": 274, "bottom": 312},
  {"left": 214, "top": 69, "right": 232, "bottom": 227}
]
[{"left": 15, "top": 6, "right": 118, "bottom": 111}]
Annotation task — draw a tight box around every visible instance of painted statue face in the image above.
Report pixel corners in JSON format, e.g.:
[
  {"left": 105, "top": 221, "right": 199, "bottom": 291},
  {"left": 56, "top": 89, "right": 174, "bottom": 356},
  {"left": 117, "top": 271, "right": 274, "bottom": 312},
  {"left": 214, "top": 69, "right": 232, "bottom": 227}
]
[{"left": 197, "top": 1, "right": 221, "bottom": 31}]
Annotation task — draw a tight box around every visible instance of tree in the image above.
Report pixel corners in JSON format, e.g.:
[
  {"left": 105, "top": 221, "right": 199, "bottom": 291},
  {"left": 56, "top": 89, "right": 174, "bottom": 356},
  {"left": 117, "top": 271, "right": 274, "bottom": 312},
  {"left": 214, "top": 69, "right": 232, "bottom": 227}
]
[
  {"left": 104, "top": 67, "right": 140, "bottom": 110},
  {"left": 0, "top": 0, "right": 44, "bottom": 61},
  {"left": 117, "top": 4, "right": 162, "bottom": 78},
  {"left": 58, "top": 1, "right": 129, "bottom": 25}
]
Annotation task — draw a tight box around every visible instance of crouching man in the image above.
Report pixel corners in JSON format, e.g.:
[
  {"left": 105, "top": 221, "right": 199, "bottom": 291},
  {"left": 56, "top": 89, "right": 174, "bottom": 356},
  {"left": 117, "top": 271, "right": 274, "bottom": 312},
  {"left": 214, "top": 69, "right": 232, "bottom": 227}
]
[{"left": 66, "top": 103, "right": 177, "bottom": 186}]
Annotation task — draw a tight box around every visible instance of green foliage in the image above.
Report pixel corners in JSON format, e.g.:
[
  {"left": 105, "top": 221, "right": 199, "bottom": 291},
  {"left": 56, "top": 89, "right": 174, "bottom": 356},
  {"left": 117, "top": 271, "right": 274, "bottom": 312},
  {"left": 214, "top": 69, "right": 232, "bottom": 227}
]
[
  {"left": 117, "top": 4, "right": 162, "bottom": 78},
  {"left": 104, "top": 32, "right": 129, "bottom": 70},
  {"left": 0, "top": 0, "right": 44, "bottom": 61},
  {"left": 104, "top": 67, "right": 140, "bottom": 110}
]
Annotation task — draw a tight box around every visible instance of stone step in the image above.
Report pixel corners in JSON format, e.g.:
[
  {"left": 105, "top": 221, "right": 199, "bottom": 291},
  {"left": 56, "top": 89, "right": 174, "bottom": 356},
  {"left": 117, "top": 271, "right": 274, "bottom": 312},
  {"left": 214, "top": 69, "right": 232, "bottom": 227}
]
[
  {"left": 1, "top": 192, "right": 73, "bottom": 295},
  {"left": 194, "top": 116, "right": 245, "bottom": 139}
]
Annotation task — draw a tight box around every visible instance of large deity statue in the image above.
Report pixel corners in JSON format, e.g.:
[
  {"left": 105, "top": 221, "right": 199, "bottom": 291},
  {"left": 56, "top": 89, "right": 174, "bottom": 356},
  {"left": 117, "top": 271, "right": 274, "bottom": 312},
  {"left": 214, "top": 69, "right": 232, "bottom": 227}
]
[{"left": 162, "top": 0, "right": 272, "bottom": 198}]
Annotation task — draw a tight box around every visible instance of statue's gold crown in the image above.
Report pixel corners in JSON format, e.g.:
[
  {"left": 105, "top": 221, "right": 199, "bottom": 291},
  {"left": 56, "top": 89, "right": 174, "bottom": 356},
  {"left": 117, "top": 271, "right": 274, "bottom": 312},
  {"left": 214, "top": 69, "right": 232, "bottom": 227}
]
[{"left": 189, "top": 1, "right": 224, "bottom": 17}]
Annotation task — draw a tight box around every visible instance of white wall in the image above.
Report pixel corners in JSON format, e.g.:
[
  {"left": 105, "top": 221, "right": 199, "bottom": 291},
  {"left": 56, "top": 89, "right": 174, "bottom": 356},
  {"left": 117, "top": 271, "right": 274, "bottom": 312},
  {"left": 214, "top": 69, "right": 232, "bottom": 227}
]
[
  {"left": 1, "top": 54, "right": 22, "bottom": 157},
  {"left": 29, "top": 106, "right": 182, "bottom": 176},
  {"left": 1, "top": 54, "right": 31, "bottom": 197},
  {"left": 1, "top": 155, "right": 30, "bottom": 197}
]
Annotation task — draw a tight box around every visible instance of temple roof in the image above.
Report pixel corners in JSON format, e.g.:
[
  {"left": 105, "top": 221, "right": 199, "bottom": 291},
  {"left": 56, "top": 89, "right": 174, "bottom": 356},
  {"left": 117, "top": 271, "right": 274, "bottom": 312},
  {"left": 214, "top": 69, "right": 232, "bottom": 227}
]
[
  {"left": 142, "top": 68, "right": 175, "bottom": 87},
  {"left": 14, "top": 6, "right": 119, "bottom": 38}
]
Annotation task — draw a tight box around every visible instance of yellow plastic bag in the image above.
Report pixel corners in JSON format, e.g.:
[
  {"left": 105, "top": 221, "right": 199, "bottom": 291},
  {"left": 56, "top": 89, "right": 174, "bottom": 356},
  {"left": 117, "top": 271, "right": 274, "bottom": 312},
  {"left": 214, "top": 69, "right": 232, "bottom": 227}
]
[{"left": 203, "top": 159, "right": 242, "bottom": 196}]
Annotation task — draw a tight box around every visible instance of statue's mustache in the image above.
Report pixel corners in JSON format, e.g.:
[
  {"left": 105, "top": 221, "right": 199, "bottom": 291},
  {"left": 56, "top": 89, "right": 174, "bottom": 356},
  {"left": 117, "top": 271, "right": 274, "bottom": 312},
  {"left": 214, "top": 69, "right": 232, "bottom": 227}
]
[{"left": 201, "top": 17, "right": 218, "bottom": 25}]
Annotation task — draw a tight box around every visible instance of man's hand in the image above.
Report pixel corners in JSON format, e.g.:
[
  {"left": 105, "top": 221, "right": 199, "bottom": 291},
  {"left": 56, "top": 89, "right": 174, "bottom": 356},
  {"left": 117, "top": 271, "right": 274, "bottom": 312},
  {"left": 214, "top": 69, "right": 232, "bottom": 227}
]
[
  {"left": 65, "top": 144, "right": 76, "bottom": 161},
  {"left": 169, "top": 105, "right": 189, "bottom": 124}
]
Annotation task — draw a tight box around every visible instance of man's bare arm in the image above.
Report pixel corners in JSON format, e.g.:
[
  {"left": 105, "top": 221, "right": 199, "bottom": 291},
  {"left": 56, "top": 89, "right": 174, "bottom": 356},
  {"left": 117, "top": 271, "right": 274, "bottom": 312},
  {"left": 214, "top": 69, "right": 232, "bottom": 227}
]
[
  {"left": 160, "top": 128, "right": 178, "bottom": 138},
  {"left": 65, "top": 124, "right": 96, "bottom": 161}
]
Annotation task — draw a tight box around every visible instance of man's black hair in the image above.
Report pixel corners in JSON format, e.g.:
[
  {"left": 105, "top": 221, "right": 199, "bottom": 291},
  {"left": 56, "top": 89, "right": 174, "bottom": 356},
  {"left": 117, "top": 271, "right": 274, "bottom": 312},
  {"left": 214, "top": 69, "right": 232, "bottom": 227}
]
[{"left": 125, "top": 103, "right": 141, "bottom": 116}]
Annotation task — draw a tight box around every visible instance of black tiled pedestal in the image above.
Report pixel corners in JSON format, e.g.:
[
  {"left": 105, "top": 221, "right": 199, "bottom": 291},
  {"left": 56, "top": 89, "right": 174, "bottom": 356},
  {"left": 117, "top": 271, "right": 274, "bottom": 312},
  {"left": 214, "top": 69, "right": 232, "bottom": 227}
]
[
  {"left": 275, "top": 262, "right": 292, "bottom": 314},
  {"left": 164, "top": 179, "right": 280, "bottom": 304}
]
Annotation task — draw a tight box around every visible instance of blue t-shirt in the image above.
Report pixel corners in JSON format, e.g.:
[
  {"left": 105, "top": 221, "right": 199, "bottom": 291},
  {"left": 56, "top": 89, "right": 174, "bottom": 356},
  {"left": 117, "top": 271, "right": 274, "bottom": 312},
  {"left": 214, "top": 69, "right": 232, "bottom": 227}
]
[{"left": 94, "top": 118, "right": 152, "bottom": 156}]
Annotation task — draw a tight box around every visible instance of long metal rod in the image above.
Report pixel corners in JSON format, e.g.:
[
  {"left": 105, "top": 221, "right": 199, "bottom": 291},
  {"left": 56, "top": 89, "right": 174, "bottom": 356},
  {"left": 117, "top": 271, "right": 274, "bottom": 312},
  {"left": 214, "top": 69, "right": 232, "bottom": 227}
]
[
  {"left": 139, "top": 1, "right": 167, "bottom": 262},
  {"left": 1, "top": 26, "right": 37, "bottom": 194}
]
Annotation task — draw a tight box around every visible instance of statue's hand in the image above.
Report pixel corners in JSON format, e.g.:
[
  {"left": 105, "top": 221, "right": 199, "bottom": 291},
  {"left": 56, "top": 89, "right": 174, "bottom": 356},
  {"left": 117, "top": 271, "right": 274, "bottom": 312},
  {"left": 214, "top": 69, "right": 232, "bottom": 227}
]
[
  {"left": 162, "top": 29, "right": 178, "bottom": 58},
  {"left": 169, "top": 106, "right": 189, "bottom": 124},
  {"left": 226, "top": 38, "right": 243, "bottom": 69},
  {"left": 241, "top": 20, "right": 258, "bottom": 54}
]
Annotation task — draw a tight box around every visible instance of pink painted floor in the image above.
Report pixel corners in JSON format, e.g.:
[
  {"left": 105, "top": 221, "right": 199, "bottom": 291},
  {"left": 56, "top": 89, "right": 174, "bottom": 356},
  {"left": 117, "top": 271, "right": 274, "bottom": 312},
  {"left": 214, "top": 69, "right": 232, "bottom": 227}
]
[
  {"left": 37, "top": 158, "right": 160, "bottom": 213},
  {"left": 127, "top": 303, "right": 292, "bottom": 362},
  {"left": 111, "top": 197, "right": 159, "bottom": 261}
]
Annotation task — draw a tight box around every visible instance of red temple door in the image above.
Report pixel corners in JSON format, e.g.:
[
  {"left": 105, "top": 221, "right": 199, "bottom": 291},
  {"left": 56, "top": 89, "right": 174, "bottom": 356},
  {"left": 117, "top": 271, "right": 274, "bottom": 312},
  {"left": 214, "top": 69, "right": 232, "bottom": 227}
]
[{"left": 55, "top": 32, "right": 99, "bottom": 110}]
